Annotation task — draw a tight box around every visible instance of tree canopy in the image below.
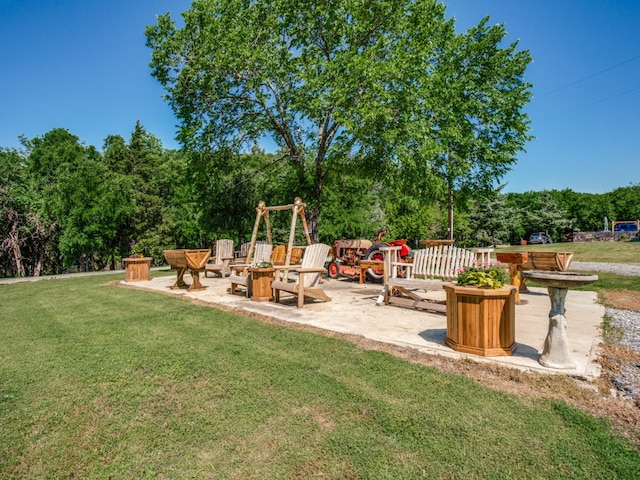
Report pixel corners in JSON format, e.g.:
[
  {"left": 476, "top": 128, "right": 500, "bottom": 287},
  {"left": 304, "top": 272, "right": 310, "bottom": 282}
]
[{"left": 145, "top": 0, "right": 532, "bottom": 240}]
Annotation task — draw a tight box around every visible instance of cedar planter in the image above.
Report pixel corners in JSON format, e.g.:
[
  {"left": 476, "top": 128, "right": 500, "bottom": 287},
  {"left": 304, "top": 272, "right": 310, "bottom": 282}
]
[
  {"left": 248, "top": 267, "right": 275, "bottom": 302},
  {"left": 123, "top": 257, "right": 152, "bottom": 282},
  {"left": 443, "top": 283, "right": 517, "bottom": 357}
]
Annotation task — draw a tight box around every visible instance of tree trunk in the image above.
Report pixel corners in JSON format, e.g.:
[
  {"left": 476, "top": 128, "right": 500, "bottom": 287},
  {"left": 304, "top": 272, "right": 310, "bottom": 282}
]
[
  {"left": 9, "top": 223, "right": 26, "bottom": 277},
  {"left": 33, "top": 253, "right": 43, "bottom": 277},
  {"left": 308, "top": 166, "right": 323, "bottom": 244},
  {"left": 448, "top": 186, "right": 454, "bottom": 242},
  {"left": 307, "top": 208, "right": 320, "bottom": 243}
]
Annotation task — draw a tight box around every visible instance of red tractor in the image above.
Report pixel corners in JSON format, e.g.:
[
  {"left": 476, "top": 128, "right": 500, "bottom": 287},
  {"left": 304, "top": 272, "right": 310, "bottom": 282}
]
[{"left": 327, "top": 231, "right": 411, "bottom": 282}]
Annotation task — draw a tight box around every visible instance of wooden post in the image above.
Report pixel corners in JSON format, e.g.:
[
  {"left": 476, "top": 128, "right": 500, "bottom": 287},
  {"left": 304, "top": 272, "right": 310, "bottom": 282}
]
[
  {"left": 247, "top": 201, "right": 266, "bottom": 264},
  {"left": 495, "top": 251, "right": 529, "bottom": 305}
]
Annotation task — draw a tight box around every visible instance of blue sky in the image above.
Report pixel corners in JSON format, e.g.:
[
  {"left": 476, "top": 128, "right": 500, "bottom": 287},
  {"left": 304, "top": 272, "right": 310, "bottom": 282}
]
[{"left": 1, "top": 0, "right": 638, "bottom": 194}]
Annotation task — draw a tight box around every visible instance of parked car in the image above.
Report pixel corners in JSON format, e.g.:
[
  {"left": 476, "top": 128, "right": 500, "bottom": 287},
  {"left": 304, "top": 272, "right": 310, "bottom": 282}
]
[
  {"left": 529, "top": 232, "right": 553, "bottom": 244},
  {"left": 564, "top": 232, "right": 574, "bottom": 242},
  {"left": 614, "top": 223, "right": 638, "bottom": 233}
]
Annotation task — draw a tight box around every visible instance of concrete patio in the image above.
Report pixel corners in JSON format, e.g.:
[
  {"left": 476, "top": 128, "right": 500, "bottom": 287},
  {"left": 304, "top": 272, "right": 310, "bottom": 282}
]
[{"left": 122, "top": 272, "right": 605, "bottom": 379}]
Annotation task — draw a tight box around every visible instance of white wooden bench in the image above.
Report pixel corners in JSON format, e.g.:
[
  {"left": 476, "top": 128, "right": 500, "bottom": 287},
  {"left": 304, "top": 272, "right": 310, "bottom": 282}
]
[{"left": 376, "top": 245, "right": 493, "bottom": 312}]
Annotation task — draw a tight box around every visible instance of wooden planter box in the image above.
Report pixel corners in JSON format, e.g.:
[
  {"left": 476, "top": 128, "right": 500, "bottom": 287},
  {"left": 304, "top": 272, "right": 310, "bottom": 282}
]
[
  {"left": 249, "top": 267, "right": 275, "bottom": 302},
  {"left": 444, "top": 284, "right": 517, "bottom": 357},
  {"left": 123, "top": 257, "right": 152, "bottom": 282}
]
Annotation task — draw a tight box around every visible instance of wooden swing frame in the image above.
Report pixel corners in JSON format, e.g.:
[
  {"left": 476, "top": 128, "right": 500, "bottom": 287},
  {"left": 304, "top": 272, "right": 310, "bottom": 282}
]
[{"left": 245, "top": 197, "right": 312, "bottom": 267}]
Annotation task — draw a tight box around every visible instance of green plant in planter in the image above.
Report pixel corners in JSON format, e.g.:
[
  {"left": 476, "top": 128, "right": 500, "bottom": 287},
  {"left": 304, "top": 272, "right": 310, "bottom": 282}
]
[
  {"left": 456, "top": 263, "right": 509, "bottom": 289},
  {"left": 250, "top": 260, "right": 273, "bottom": 269},
  {"left": 130, "top": 244, "right": 144, "bottom": 258}
]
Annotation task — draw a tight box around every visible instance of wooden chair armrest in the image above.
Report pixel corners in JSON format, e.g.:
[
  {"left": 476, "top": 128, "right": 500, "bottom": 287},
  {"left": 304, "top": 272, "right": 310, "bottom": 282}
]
[
  {"left": 389, "top": 261, "right": 412, "bottom": 279},
  {"left": 296, "top": 268, "right": 326, "bottom": 274},
  {"left": 230, "top": 263, "right": 251, "bottom": 269},
  {"left": 400, "top": 262, "right": 413, "bottom": 278},
  {"left": 229, "top": 264, "right": 250, "bottom": 275},
  {"left": 273, "top": 265, "right": 299, "bottom": 272}
]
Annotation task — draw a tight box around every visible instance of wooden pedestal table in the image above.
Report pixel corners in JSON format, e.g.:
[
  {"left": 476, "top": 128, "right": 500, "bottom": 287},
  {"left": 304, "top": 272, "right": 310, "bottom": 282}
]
[
  {"left": 123, "top": 256, "right": 152, "bottom": 282},
  {"left": 495, "top": 251, "right": 529, "bottom": 305},
  {"left": 444, "top": 284, "right": 517, "bottom": 356},
  {"left": 248, "top": 267, "right": 275, "bottom": 302},
  {"left": 523, "top": 271, "right": 598, "bottom": 369},
  {"left": 163, "top": 249, "right": 211, "bottom": 292}
]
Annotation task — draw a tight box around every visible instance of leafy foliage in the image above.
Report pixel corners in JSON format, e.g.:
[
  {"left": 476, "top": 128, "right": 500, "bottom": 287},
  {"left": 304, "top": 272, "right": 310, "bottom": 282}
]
[
  {"left": 469, "top": 194, "right": 520, "bottom": 247},
  {"left": 145, "top": 0, "right": 533, "bottom": 240},
  {"left": 1, "top": 120, "right": 638, "bottom": 278},
  {"left": 456, "top": 262, "right": 509, "bottom": 289}
]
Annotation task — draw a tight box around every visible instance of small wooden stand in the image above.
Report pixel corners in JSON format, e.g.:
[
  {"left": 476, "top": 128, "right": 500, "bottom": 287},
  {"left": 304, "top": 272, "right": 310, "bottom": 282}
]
[
  {"left": 123, "top": 257, "right": 152, "bottom": 282},
  {"left": 420, "top": 239, "right": 454, "bottom": 248},
  {"left": 516, "top": 251, "right": 574, "bottom": 293},
  {"left": 248, "top": 267, "right": 274, "bottom": 302}
]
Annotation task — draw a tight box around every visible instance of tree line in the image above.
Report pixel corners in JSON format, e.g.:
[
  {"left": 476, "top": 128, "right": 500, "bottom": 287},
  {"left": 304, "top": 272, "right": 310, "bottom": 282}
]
[
  {"left": 3, "top": 1, "right": 638, "bottom": 277},
  {"left": 1, "top": 122, "right": 638, "bottom": 277}
]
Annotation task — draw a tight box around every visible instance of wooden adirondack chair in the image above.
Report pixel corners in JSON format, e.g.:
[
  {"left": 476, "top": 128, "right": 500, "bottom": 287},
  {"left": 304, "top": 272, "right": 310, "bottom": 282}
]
[
  {"left": 228, "top": 243, "right": 274, "bottom": 296},
  {"left": 234, "top": 241, "right": 252, "bottom": 262},
  {"left": 272, "top": 243, "right": 331, "bottom": 308},
  {"left": 204, "top": 239, "right": 235, "bottom": 278}
]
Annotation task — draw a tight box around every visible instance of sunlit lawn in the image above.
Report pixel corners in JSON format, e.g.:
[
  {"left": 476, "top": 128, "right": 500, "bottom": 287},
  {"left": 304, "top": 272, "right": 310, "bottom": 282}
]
[
  {"left": 1, "top": 273, "right": 638, "bottom": 478},
  {"left": 497, "top": 240, "right": 640, "bottom": 264}
]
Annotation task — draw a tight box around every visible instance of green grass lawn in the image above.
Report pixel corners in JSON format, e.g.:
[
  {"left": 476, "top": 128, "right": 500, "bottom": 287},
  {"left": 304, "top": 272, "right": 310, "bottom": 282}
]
[
  {"left": 1, "top": 273, "right": 639, "bottom": 478},
  {"left": 497, "top": 240, "right": 640, "bottom": 264}
]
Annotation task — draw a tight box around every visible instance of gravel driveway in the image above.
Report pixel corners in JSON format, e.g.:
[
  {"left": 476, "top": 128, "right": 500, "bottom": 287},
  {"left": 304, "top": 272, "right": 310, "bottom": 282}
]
[{"left": 571, "top": 261, "right": 640, "bottom": 402}]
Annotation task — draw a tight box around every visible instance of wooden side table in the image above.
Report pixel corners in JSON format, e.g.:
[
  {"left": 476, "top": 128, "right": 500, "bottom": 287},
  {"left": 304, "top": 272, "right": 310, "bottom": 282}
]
[
  {"left": 123, "top": 257, "right": 152, "bottom": 282},
  {"left": 420, "top": 239, "right": 454, "bottom": 248},
  {"left": 248, "top": 267, "right": 275, "bottom": 302},
  {"left": 471, "top": 247, "right": 495, "bottom": 266}
]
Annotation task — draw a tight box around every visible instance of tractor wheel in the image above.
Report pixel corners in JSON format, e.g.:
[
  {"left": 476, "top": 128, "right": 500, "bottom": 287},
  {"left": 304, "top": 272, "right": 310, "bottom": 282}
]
[
  {"left": 327, "top": 261, "right": 340, "bottom": 279},
  {"left": 364, "top": 244, "right": 385, "bottom": 282}
]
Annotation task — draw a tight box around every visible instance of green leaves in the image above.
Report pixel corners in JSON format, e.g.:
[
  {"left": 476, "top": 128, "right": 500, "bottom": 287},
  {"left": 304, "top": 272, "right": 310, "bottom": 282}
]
[
  {"left": 456, "top": 263, "right": 509, "bottom": 289},
  {"left": 144, "top": 0, "right": 535, "bottom": 243}
]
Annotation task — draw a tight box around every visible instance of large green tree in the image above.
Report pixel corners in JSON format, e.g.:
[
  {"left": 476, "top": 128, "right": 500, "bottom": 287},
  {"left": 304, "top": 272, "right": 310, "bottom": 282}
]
[
  {"left": 23, "top": 129, "right": 135, "bottom": 270},
  {"left": 414, "top": 18, "right": 532, "bottom": 240},
  {"left": 0, "top": 148, "right": 34, "bottom": 276},
  {"left": 146, "top": 0, "right": 531, "bottom": 241},
  {"left": 103, "top": 122, "right": 194, "bottom": 261},
  {"left": 468, "top": 194, "right": 519, "bottom": 247}
]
